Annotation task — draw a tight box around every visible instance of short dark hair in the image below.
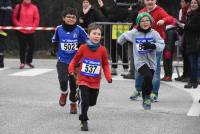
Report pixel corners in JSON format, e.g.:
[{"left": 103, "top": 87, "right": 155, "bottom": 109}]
[
  {"left": 62, "top": 7, "right": 78, "bottom": 18},
  {"left": 87, "top": 23, "right": 103, "bottom": 34}
]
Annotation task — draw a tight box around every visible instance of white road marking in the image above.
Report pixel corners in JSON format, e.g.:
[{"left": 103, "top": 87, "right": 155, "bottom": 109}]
[
  {"left": 163, "top": 72, "right": 200, "bottom": 116},
  {"left": 0, "top": 67, "right": 8, "bottom": 71},
  {"left": 9, "top": 68, "right": 55, "bottom": 76}
]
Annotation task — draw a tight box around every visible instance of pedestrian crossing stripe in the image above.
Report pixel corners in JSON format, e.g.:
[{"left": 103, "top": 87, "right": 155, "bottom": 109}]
[
  {"left": 0, "top": 67, "right": 9, "bottom": 71},
  {"left": 9, "top": 68, "right": 55, "bottom": 76}
]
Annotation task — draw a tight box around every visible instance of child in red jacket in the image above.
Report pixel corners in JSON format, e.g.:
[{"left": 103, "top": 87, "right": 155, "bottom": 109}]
[{"left": 69, "top": 23, "right": 112, "bottom": 131}]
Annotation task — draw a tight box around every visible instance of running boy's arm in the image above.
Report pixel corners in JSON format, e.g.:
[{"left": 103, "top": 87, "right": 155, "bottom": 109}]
[
  {"left": 68, "top": 45, "right": 84, "bottom": 75},
  {"left": 117, "top": 29, "right": 135, "bottom": 45},
  {"left": 77, "top": 26, "right": 88, "bottom": 47},
  {"left": 51, "top": 27, "right": 59, "bottom": 53},
  {"left": 101, "top": 47, "right": 112, "bottom": 83},
  {"left": 52, "top": 27, "right": 59, "bottom": 44},
  {"left": 153, "top": 30, "right": 165, "bottom": 52}
]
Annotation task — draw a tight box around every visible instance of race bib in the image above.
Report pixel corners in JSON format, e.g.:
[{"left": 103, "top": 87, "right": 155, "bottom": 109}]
[
  {"left": 60, "top": 43, "right": 78, "bottom": 52},
  {"left": 81, "top": 58, "right": 101, "bottom": 77},
  {"left": 135, "top": 38, "right": 153, "bottom": 54}
]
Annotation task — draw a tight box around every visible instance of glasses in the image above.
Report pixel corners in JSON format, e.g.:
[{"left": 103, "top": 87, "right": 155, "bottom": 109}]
[
  {"left": 65, "top": 15, "right": 76, "bottom": 19},
  {"left": 140, "top": 20, "right": 150, "bottom": 23}
]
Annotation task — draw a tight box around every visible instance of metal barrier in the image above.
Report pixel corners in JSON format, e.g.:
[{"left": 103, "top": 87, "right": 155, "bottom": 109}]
[{"left": 96, "top": 22, "right": 132, "bottom": 66}]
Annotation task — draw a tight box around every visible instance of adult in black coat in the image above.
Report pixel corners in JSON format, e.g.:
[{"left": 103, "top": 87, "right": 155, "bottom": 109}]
[
  {"left": 0, "top": 0, "right": 12, "bottom": 68},
  {"left": 177, "top": 0, "right": 200, "bottom": 88},
  {"left": 79, "top": 0, "right": 103, "bottom": 29},
  {"left": 97, "top": 0, "right": 133, "bottom": 75}
]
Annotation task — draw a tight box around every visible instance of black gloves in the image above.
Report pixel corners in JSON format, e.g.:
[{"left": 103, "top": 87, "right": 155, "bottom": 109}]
[{"left": 140, "top": 42, "right": 156, "bottom": 50}]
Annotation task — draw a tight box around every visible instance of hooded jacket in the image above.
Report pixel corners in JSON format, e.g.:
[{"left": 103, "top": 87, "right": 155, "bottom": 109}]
[{"left": 12, "top": 0, "right": 40, "bottom": 34}]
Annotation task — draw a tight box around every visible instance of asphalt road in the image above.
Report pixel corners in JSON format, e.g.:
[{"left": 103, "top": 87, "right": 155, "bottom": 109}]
[{"left": 0, "top": 59, "right": 200, "bottom": 134}]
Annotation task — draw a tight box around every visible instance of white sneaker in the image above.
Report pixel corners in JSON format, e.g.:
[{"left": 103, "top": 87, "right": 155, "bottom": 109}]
[{"left": 121, "top": 69, "right": 128, "bottom": 76}]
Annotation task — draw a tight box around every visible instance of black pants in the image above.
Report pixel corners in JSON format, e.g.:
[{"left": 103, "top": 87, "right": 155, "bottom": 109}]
[
  {"left": 111, "top": 39, "right": 128, "bottom": 69},
  {"left": 138, "top": 64, "right": 154, "bottom": 99},
  {"left": 16, "top": 32, "right": 35, "bottom": 64},
  {"left": 78, "top": 85, "right": 99, "bottom": 121},
  {"left": 56, "top": 62, "right": 77, "bottom": 102},
  {"left": 0, "top": 35, "right": 5, "bottom": 66},
  {"left": 182, "top": 49, "right": 191, "bottom": 77}
]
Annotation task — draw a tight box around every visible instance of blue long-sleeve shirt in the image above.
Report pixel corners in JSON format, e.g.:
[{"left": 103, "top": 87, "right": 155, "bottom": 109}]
[{"left": 52, "top": 25, "right": 88, "bottom": 64}]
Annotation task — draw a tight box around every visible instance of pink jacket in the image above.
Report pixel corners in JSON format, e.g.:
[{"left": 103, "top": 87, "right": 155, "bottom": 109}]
[{"left": 12, "top": 0, "right": 40, "bottom": 34}]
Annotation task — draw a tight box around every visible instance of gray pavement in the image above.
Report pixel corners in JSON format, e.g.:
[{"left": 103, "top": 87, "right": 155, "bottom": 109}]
[{"left": 0, "top": 59, "right": 200, "bottom": 134}]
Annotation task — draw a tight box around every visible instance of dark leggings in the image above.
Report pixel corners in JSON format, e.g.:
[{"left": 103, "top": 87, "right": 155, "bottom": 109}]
[
  {"left": 78, "top": 85, "right": 99, "bottom": 121},
  {"left": 56, "top": 62, "right": 77, "bottom": 102},
  {"left": 138, "top": 64, "right": 154, "bottom": 99}
]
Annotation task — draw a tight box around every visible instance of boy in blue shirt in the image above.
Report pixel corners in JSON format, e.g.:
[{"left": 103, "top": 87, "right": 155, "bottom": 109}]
[{"left": 52, "top": 7, "right": 88, "bottom": 114}]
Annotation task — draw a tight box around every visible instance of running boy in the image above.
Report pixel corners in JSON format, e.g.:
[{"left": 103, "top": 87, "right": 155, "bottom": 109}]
[
  {"left": 52, "top": 7, "right": 88, "bottom": 114},
  {"left": 69, "top": 23, "right": 112, "bottom": 131},
  {"left": 117, "top": 12, "right": 165, "bottom": 110}
]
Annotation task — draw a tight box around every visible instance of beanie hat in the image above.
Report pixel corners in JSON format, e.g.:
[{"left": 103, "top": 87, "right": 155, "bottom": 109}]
[{"left": 136, "top": 12, "right": 153, "bottom": 25}]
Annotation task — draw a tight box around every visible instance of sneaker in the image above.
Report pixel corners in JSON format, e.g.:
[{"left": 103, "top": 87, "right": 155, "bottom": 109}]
[
  {"left": 161, "top": 76, "right": 172, "bottom": 81},
  {"left": 19, "top": 63, "right": 25, "bottom": 69},
  {"left": 70, "top": 103, "right": 77, "bottom": 114},
  {"left": 174, "top": 75, "right": 186, "bottom": 81},
  {"left": 181, "top": 77, "right": 189, "bottom": 82},
  {"left": 150, "top": 93, "right": 158, "bottom": 102},
  {"left": 129, "top": 91, "right": 141, "bottom": 100},
  {"left": 80, "top": 121, "right": 88, "bottom": 131},
  {"left": 59, "top": 93, "right": 68, "bottom": 107},
  {"left": 120, "top": 69, "right": 128, "bottom": 76},
  {"left": 27, "top": 63, "right": 34, "bottom": 68},
  {"left": 143, "top": 96, "right": 151, "bottom": 110},
  {"left": 123, "top": 73, "right": 135, "bottom": 79},
  {"left": 111, "top": 68, "right": 117, "bottom": 75}
]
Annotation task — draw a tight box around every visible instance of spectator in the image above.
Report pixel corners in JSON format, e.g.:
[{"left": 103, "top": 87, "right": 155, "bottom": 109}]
[
  {"left": 97, "top": 0, "right": 130, "bottom": 76},
  {"left": 175, "top": 0, "right": 191, "bottom": 82},
  {"left": 177, "top": 0, "right": 200, "bottom": 89},
  {"left": 0, "top": 0, "right": 12, "bottom": 68},
  {"left": 12, "top": 0, "right": 40, "bottom": 69},
  {"left": 79, "top": 0, "right": 103, "bottom": 29},
  {"left": 161, "top": 20, "right": 178, "bottom": 81}
]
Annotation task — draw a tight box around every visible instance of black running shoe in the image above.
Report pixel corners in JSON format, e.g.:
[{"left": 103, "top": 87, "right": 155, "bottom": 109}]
[{"left": 80, "top": 121, "right": 88, "bottom": 131}]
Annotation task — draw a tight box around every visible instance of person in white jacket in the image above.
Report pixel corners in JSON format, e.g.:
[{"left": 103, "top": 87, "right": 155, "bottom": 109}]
[{"left": 117, "top": 12, "right": 165, "bottom": 110}]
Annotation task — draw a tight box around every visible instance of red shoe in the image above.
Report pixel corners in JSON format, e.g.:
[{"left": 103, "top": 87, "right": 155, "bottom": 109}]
[
  {"left": 59, "top": 93, "right": 68, "bottom": 107},
  {"left": 19, "top": 63, "right": 25, "bottom": 69},
  {"left": 161, "top": 76, "right": 172, "bottom": 81},
  {"left": 70, "top": 103, "right": 77, "bottom": 114},
  {"left": 161, "top": 76, "right": 167, "bottom": 81},
  {"left": 27, "top": 63, "right": 34, "bottom": 68}
]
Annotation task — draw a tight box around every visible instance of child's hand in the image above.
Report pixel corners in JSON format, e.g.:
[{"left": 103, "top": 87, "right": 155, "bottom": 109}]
[
  {"left": 69, "top": 72, "right": 74, "bottom": 76},
  {"left": 108, "top": 79, "right": 112, "bottom": 83}
]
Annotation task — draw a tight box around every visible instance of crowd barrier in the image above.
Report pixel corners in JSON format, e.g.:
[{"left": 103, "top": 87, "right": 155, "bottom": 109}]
[
  {"left": 0, "top": 26, "right": 55, "bottom": 31},
  {"left": 0, "top": 24, "right": 182, "bottom": 74}
]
